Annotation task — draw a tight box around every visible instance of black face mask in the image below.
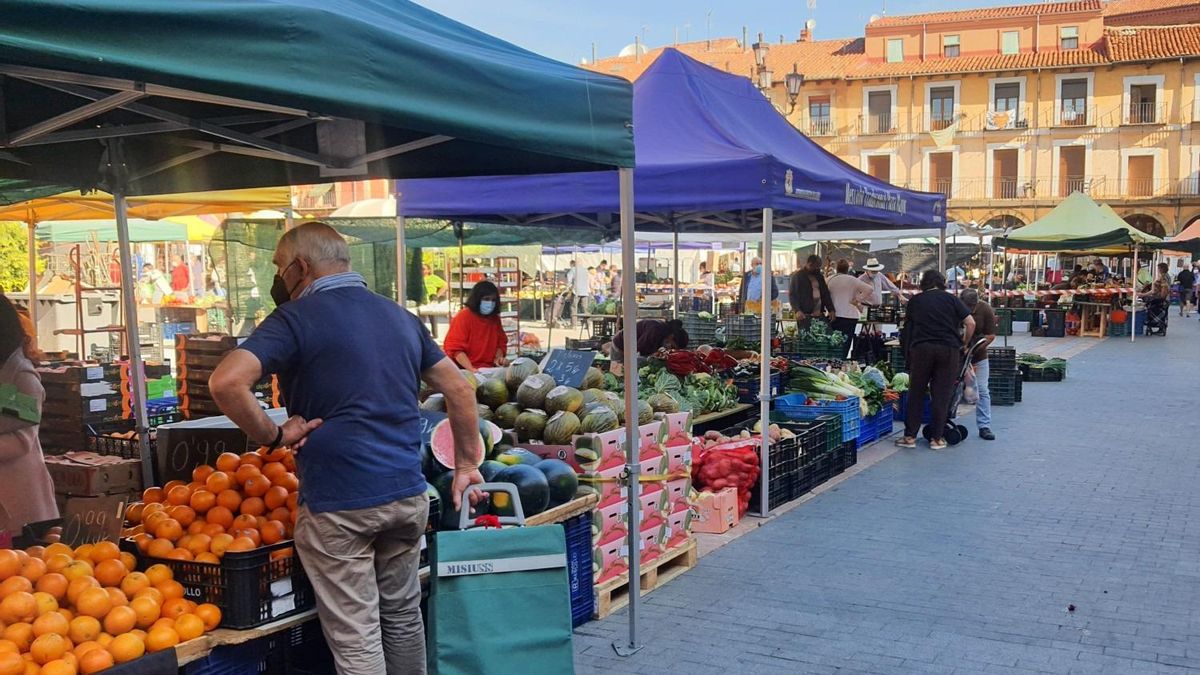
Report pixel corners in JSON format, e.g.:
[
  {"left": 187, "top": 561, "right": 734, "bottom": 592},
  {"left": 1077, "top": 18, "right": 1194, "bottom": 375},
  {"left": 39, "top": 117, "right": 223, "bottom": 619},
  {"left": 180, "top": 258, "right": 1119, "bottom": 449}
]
[{"left": 270, "top": 260, "right": 300, "bottom": 306}]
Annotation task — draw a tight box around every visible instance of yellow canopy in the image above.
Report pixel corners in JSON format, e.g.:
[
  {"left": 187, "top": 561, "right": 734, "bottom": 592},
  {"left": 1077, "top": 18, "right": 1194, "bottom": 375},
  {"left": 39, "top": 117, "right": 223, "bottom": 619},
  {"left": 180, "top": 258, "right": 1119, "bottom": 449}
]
[{"left": 0, "top": 187, "right": 290, "bottom": 222}]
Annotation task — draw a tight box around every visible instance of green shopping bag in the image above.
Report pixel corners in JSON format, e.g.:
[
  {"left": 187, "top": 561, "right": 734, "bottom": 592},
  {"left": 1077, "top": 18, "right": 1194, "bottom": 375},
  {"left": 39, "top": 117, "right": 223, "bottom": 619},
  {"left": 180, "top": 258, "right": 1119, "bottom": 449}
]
[{"left": 428, "top": 483, "right": 575, "bottom": 675}]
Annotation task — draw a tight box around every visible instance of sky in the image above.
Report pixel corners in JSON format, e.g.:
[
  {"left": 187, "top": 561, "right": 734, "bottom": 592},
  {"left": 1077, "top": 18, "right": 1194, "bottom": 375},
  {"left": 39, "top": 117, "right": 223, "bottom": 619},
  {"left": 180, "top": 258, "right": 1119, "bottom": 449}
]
[{"left": 415, "top": 0, "right": 1017, "bottom": 64}]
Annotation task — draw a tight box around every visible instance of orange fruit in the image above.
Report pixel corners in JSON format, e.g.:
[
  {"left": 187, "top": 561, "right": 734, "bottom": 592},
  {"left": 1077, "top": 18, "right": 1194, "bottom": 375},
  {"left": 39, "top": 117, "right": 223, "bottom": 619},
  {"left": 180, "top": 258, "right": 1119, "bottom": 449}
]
[
  {"left": 0, "top": 593, "right": 36, "bottom": 624},
  {"left": 0, "top": 577, "right": 32, "bottom": 598},
  {"left": 259, "top": 446, "right": 288, "bottom": 462},
  {"left": 205, "top": 506, "right": 235, "bottom": 531},
  {"left": 132, "top": 533, "right": 154, "bottom": 555},
  {"left": 0, "top": 652, "right": 22, "bottom": 675},
  {"left": 132, "top": 588, "right": 163, "bottom": 608},
  {"left": 186, "top": 521, "right": 206, "bottom": 536},
  {"left": 88, "top": 543, "right": 118, "bottom": 565},
  {"left": 201, "top": 523, "right": 226, "bottom": 538},
  {"left": 238, "top": 452, "right": 264, "bottom": 469},
  {"left": 3, "top": 623, "right": 32, "bottom": 651},
  {"left": 71, "top": 641, "right": 102, "bottom": 659},
  {"left": 185, "top": 535, "right": 211, "bottom": 558},
  {"left": 108, "top": 633, "right": 144, "bottom": 664},
  {"left": 77, "top": 648, "right": 113, "bottom": 675},
  {"left": 18, "top": 557, "right": 46, "bottom": 584},
  {"left": 144, "top": 565, "right": 172, "bottom": 587},
  {"left": 141, "top": 502, "right": 165, "bottom": 518},
  {"left": 29, "top": 633, "right": 69, "bottom": 665},
  {"left": 261, "top": 462, "right": 287, "bottom": 483},
  {"left": 268, "top": 507, "right": 292, "bottom": 527},
  {"left": 34, "top": 574, "right": 67, "bottom": 602},
  {"left": 209, "top": 534, "right": 234, "bottom": 558},
  {"left": 148, "top": 618, "right": 174, "bottom": 633},
  {"left": 276, "top": 472, "right": 299, "bottom": 494},
  {"left": 176, "top": 535, "right": 192, "bottom": 552},
  {"left": 167, "top": 506, "right": 196, "bottom": 528},
  {"left": 57, "top": 607, "right": 75, "bottom": 622},
  {"left": 162, "top": 480, "right": 186, "bottom": 494},
  {"left": 191, "top": 465, "right": 215, "bottom": 484},
  {"left": 43, "top": 544, "right": 73, "bottom": 561},
  {"left": 238, "top": 498, "right": 265, "bottom": 517},
  {"left": 231, "top": 514, "right": 258, "bottom": 532},
  {"left": 95, "top": 633, "right": 113, "bottom": 649},
  {"left": 32, "top": 591, "right": 58, "bottom": 616},
  {"left": 104, "top": 588, "right": 128, "bottom": 609},
  {"left": 124, "top": 503, "right": 145, "bottom": 524},
  {"left": 25, "top": 545, "right": 46, "bottom": 559},
  {"left": 145, "top": 539, "right": 174, "bottom": 559},
  {"left": 260, "top": 521, "right": 286, "bottom": 546},
  {"left": 215, "top": 489, "right": 242, "bottom": 513},
  {"left": 145, "top": 625, "right": 179, "bottom": 653},
  {"left": 128, "top": 598, "right": 159, "bottom": 630},
  {"left": 286, "top": 492, "right": 299, "bottom": 511},
  {"left": 195, "top": 553, "right": 220, "bottom": 564},
  {"left": 165, "top": 485, "right": 192, "bottom": 507},
  {"left": 164, "top": 549, "right": 193, "bottom": 562},
  {"left": 73, "top": 544, "right": 95, "bottom": 563},
  {"left": 118, "top": 553, "right": 136, "bottom": 574},
  {"left": 66, "top": 617, "right": 99, "bottom": 645},
  {"left": 154, "top": 581, "right": 184, "bottom": 603},
  {"left": 60, "top": 562, "right": 92, "bottom": 584},
  {"left": 92, "top": 560, "right": 125, "bottom": 589},
  {"left": 262, "top": 486, "right": 289, "bottom": 511},
  {"left": 241, "top": 475, "right": 271, "bottom": 498},
  {"left": 226, "top": 537, "right": 256, "bottom": 554},
  {"left": 214, "top": 453, "right": 241, "bottom": 473},
  {"left": 159, "top": 598, "right": 189, "bottom": 621},
  {"left": 39, "top": 659, "right": 76, "bottom": 675},
  {"left": 118, "top": 573, "right": 149, "bottom": 598},
  {"left": 43, "top": 555, "right": 72, "bottom": 575},
  {"left": 231, "top": 529, "right": 261, "bottom": 548},
  {"left": 74, "top": 588, "right": 112, "bottom": 621},
  {"left": 65, "top": 578, "right": 98, "bottom": 606},
  {"left": 153, "top": 519, "right": 184, "bottom": 543},
  {"left": 173, "top": 613, "right": 204, "bottom": 642},
  {"left": 233, "top": 464, "right": 261, "bottom": 487},
  {"left": 101, "top": 605, "right": 136, "bottom": 636},
  {"left": 31, "top": 612, "right": 69, "bottom": 638},
  {"left": 142, "top": 487, "right": 165, "bottom": 504},
  {"left": 0, "top": 551, "right": 21, "bottom": 582},
  {"left": 189, "top": 490, "right": 216, "bottom": 514},
  {"left": 193, "top": 604, "right": 221, "bottom": 632}
]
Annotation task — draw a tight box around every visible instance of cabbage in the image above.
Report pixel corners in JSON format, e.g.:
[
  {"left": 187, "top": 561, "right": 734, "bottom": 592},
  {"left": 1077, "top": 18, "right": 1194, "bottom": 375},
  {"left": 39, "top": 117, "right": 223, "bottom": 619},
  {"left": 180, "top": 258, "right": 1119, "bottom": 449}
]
[{"left": 891, "top": 372, "right": 910, "bottom": 392}]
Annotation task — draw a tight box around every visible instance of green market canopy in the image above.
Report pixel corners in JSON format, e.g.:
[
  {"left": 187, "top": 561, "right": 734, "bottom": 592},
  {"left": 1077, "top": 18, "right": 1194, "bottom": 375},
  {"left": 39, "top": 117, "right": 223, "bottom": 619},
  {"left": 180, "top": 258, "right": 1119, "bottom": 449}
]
[{"left": 1001, "top": 192, "right": 1161, "bottom": 252}]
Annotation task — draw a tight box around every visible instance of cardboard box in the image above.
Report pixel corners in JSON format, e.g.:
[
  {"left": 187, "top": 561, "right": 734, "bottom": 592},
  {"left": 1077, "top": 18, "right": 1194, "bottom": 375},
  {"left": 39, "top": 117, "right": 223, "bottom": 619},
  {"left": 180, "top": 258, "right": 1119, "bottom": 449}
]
[
  {"left": 691, "top": 488, "right": 739, "bottom": 534},
  {"left": 42, "top": 392, "right": 124, "bottom": 425},
  {"left": 36, "top": 364, "right": 121, "bottom": 385},
  {"left": 664, "top": 498, "right": 694, "bottom": 548},
  {"left": 44, "top": 453, "right": 142, "bottom": 497}
]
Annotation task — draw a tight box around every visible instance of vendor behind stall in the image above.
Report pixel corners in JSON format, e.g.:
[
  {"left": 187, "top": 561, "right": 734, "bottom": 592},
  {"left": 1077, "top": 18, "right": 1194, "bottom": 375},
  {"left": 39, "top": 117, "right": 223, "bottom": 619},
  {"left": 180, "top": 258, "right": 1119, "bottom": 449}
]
[
  {"left": 0, "top": 294, "right": 58, "bottom": 535},
  {"left": 606, "top": 319, "right": 689, "bottom": 376},
  {"left": 442, "top": 280, "right": 510, "bottom": 372}
]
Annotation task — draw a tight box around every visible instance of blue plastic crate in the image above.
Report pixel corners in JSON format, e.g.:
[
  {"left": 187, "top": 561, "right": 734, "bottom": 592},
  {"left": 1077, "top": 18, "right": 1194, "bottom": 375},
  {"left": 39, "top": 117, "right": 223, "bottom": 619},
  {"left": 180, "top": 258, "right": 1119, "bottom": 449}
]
[
  {"left": 872, "top": 405, "right": 894, "bottom": 437},
  {"left": 562, "top": 512, "right": 594, "bottom": 626},
  {"left": 896, "top": 392, "right": 933, "bottom": 426},
  {"left": 775, "top": 393, "right": 860, "bottom": 443},
  {"left": 734, "top": 371, "right": 782, "bottom": 404}
]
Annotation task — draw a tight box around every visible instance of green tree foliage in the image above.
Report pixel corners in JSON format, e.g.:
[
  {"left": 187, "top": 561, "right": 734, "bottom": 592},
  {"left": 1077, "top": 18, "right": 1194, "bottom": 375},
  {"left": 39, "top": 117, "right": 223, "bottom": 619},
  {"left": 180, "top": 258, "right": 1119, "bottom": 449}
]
[{"left": 0, "top": 222, "right": 41, "bottom": 293}]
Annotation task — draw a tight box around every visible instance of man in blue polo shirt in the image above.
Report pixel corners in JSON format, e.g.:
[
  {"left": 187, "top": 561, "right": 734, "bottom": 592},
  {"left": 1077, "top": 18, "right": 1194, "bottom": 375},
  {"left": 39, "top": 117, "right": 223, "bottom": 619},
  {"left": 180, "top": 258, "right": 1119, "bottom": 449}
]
[{"left": 210, "top": 222, "right": 484, "bottom": 675}]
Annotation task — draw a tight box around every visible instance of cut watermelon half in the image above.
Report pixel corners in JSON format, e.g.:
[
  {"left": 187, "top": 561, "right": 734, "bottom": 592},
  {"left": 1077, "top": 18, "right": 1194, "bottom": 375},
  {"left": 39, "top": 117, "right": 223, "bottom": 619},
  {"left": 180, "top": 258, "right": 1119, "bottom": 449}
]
[{"left": 431, "top": 418, "right": 503, "bottom": 470}]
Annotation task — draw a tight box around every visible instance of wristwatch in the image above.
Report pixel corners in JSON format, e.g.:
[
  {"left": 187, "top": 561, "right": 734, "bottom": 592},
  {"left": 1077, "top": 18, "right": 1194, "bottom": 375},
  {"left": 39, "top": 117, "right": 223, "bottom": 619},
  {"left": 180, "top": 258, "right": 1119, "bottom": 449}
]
[{"left": 267, "top": 425, "right": 284, "bottom": 450}]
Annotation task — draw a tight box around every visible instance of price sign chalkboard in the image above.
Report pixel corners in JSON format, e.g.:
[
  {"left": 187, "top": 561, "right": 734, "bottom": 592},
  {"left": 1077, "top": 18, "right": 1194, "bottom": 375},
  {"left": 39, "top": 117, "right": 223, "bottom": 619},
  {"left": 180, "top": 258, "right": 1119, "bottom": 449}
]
[
  {"left": 61, "top": 495, "right": 126, "bottom": 547},
  {"left": 540, "top": 349, "right": 595, "bottom": 389},
  {"left": 156, "top": 427, "right": 254, "bottom": 483},
  {"left": 420, "top": 410, "right": 448, "bottom": 447}
]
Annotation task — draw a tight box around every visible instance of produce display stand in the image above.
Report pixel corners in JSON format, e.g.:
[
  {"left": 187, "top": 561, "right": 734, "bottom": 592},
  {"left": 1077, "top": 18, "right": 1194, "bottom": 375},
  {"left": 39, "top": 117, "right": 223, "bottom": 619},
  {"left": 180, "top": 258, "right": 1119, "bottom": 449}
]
[
  {"left": 173, "top": 492, "right": 599, "bottom": 667},
  {"left": 593, "top": 538, "right": 698, "bottom": 619},
  {"left": 1075, "top": 302, "right": 1111, "bottom": 338}
]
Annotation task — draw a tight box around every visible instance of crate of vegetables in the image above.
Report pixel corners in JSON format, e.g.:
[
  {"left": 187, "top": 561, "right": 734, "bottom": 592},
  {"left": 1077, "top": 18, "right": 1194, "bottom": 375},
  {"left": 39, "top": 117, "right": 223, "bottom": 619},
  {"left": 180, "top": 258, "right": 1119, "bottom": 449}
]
[{"left": 775, "top": 393, "right": 860, "bottom": 443}]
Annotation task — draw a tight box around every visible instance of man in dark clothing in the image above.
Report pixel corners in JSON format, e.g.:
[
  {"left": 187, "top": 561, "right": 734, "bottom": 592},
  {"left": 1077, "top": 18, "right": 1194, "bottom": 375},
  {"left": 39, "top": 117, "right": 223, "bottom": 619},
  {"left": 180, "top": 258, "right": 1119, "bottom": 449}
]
[
  {"left": 1176, "top": 266, "right": 1194, "bottom": 318},
  {"left": 962, "top": 289, "right": 996, "bottom": 440},
  {"left": 897, "top": 271, "right": 976, "bottom": 451},
  {"left": 789, "top": 254, "right": 834, "bottom": 329}
]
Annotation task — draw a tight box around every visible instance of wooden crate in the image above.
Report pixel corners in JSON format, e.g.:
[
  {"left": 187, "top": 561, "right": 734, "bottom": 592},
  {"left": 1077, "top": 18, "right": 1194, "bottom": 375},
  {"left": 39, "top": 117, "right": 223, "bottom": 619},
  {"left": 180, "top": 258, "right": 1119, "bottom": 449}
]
[{"left": 593, "top": 538, "right": 698, "bottom": 619}]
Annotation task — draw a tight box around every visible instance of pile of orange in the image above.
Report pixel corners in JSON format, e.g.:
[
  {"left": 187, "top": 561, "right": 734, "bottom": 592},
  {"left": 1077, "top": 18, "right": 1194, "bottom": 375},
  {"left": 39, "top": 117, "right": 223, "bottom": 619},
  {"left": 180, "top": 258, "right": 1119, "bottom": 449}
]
[
  {"left": 124, "top": 448, "right": 299, "bottom": 564},
  {"left": 0, "top": 542, "right": 220, "bottom": 674}
]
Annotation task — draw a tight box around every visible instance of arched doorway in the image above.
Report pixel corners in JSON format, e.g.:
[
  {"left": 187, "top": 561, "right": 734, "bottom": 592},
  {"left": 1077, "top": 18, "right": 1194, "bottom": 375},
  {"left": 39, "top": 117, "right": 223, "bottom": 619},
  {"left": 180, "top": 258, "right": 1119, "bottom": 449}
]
[
  {"left": 1123, "top": 214, "right": 1165, "bottom": 238},
  {"left": 982, "top": 214, "right": 1025, "bottom": 231}
]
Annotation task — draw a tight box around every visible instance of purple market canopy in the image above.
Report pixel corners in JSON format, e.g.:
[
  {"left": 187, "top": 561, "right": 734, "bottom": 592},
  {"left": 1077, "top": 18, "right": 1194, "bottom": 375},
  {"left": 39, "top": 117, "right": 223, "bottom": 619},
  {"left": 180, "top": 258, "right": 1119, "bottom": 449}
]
[{"left": 398, "top": 49, "right": 946, "bottom": 235}]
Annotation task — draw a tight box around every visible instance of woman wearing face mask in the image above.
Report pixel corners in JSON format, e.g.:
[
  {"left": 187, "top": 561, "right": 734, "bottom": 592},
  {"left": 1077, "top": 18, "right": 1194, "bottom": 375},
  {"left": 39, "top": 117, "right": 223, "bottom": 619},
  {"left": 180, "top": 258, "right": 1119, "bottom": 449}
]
[{"left": 442, "top": 281, "right": 510, "bottom": 372}]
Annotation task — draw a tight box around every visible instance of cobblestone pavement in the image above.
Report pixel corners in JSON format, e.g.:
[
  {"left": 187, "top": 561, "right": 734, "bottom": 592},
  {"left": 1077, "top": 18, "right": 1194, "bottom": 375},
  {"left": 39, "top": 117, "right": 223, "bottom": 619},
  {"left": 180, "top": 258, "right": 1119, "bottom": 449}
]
[{"left": 575, "top": 317, "right": 1200, "bottom": 674}]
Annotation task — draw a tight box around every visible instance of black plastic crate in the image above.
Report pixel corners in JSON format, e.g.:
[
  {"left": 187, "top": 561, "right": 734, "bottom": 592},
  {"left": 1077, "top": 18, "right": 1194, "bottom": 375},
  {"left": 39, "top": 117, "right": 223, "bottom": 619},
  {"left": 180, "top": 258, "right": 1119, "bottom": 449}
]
[
  {"left": 122, "top": 538, "right": 314, "bottom": 629},
  {"left": 995, "top": 308, "right": 1014, "bottom": 337},
  {"left": 832, "top": 440, "right": 858, "bottom": 474},
  {"left": 564, "top": 338, "right": 603, "bottom": 351},
  {"left": 887, "top": 344, "right": 907, "bottom": 374},
  {"left": 771, "top": 417, "right": 833, "bottom": 465},
  {"left": 1023, "top": 365, "right": 1065, "bottom": 382}
]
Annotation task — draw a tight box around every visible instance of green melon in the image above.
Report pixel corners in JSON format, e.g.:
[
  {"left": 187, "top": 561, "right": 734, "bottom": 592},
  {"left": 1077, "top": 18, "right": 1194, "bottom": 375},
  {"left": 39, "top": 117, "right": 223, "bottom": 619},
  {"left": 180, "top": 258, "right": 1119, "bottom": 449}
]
[
  {"left": 477, "top": 404, "right": 494, "bottom": 422},
  {"left": 492, "top": 464, "right": 550, "bottom": 516},
  {"left": 419, "top": 393, "right": 445, "bottom": 412},
  {"left": 637, "top": 399, "right": 654, "bottom": 425},
  {"left": 582, "top": 388, "right": 605, "bottom": 407},
  {"left": 544, "top": 386, "right": 584, "bottom": 416},
  {"left": 579, "top": 406, "right": 619, "bottom": 434},
  {"left": 535, "top": 459, "right": 579, "bottom": 506},
  {"left": 476, "top": 377, "right": 509, "bottom": 409},
  {"left": 514, "top": 409, "right": 548, "bottom": 442},
  {"left": 493, "top": 403, "right": 522, "bottom": 430},
  {"left": 648, "top": 392, "right": 680, "bottom": 413},
  {"left": 460, "top": 370, "right": 479, "bottom": 390},
  {"left": 515, "top": 374, "right": 557, "bottom": 409},
  {"left": 505, "top": 357, "right": 540, "bottom": 392},
  {"left": 543, "top": 411, "right": 581, "bottom": 445},
  {"left": 582, "top": 367, "right": 604, "bottom": 390}
]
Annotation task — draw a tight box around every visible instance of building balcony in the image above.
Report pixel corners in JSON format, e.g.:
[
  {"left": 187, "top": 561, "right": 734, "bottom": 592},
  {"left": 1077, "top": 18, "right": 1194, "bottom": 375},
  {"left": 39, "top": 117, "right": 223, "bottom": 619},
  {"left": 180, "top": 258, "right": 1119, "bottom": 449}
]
[
  {"left": 1122, "top": 102, "right": 1166, "bottom": 126},
  {"left": 858, "top": 113, "right": 898, "bottom": 136},
  {"left": 801, "top": 116, "right": 836, "bottom": 137},
  {"left": 1048, "top": 104, "right": 1097, "bottom": 128}
]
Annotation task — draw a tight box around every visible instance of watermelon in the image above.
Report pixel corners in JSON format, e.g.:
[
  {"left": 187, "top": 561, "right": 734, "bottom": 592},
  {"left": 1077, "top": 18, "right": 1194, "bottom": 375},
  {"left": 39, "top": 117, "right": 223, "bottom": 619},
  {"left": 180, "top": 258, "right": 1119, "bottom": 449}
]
[
  {"left": 582, "top": 388, "right": 606, "bottom": 406},
  {"left": 476, "top": 404, "right": 494, "bottom": 422},
  {"left": 492, "top": 464, "right": 550, "bottom": 516},
  {"left": 637, "top": 399, "right": 654, "bottom": 425},
  {"left": 515, "top": 374, "right": 556, "bottom": 409},
  {"left": 476, "top": 377, "right": 509, "bottom": 409},
  {"left": 544, "top": 386, "right": 584, "bottom": 415},
  {"left": 493, "top": 403, "right": 522, "bottom": 430},
  {"left": 580, "top": 406, "right": 619, "bottom": 434},
  {"left": 648, "top": 392, "right": 680, "bottom": 413},
  {"left": 543, "top": 411, "right": 581, "bottom": 445},
  {"left": 424, "top": 482, "right": 443, "bottom": 528},
  {"left": 420, "top": 393, "right": 445, "bottom": 412},
  {"left": 430, "top": 418, "right": 503, "bottom": 470},
  {"left": 478, "top": 460, "right": 506, "bottom": 481},
  {"left": 505, "top": 357, "right": 540, "bottom": 392},
  {"left": 514, "top": 409, "right": 548, "bottom": 442},
  {"left": 535, "top": 459, "right": 579, "bottom": 506},
  {"left": 487, "top": 442, "right": 511, "bottom": 461},
  {"left": 495, "top": 447, "right": 542, "bottom": 466},
  {"left": 460, "top": 370, "right": 479, "bottom": 390},
  {"left": 582, "top": 367, "right": 604, "bottom": 390}
]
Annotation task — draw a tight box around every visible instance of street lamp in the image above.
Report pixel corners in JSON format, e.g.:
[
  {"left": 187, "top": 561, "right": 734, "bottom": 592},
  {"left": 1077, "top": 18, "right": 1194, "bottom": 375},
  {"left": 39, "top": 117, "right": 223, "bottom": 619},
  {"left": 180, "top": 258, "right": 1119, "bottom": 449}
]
[
  {"left": 752, "top": 32, "right": 769, "bottom": 67},
  {"left": 784, "top": 64, "right": 804, "bottom": 111},
  {"left": 758, "top": 68, "right": 773, "bottom": 91}
]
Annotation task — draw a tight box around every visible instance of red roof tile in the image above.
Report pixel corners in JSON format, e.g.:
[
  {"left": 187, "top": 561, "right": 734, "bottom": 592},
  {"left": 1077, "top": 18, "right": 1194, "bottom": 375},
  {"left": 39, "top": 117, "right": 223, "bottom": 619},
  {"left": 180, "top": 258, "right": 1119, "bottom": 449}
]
[
  {"left": 867, "top": 1, "right": 1101, "bottom": 28},
  {"left": 1103, "top": 0, "right": 1200, "bottom": 17},
  {"left": 589, "top": 37, "right": 864, "bottom": 83},
  {"left": 846, "top": 47, "right": 1108, "bottom": 79},
  {"left": 1105, "top": 23, "right": 1200, "bottom": 60}
]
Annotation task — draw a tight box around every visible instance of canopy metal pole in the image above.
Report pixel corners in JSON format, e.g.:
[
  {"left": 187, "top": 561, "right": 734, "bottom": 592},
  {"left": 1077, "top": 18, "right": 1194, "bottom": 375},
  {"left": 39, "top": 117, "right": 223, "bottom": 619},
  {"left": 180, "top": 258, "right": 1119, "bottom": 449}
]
[
  {"left": 1131, "top": 244, "right": 1138, "bottom": 344},
  {"left": 672, "top": 218, "right": 680, "bottom": 319},
  {"left": 548, "top": 247, "right": 558, "bottom": 348},
  {"left": 114, "top": 189, "right": 153, "bottom": 489},
  {"left": 937, "top": 226, "right": 946, "bottom": 277},
  {"left": 613, "top": 168, "right": 642, "bottom": 657},
  {"left": 394, "top": 182, "right": 406, "bottom": 307},
  {"left": 758, "top": 208, "right": 773, "bottom": 517},
  {"left": 26, "top": 219, "right": 38, "bottom": 350}
]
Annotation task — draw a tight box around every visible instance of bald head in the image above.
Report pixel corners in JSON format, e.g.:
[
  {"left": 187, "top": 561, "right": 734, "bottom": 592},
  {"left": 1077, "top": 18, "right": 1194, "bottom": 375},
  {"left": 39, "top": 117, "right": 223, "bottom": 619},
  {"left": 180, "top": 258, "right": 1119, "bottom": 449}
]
[{"left": 274, "top": 222, "right": 351, "bottom": 299}]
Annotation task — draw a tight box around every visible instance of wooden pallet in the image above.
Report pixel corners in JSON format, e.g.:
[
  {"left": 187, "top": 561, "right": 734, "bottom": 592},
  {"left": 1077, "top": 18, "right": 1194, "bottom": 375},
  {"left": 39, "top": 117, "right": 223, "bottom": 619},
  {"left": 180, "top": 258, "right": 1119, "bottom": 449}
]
[{"left": 594, "top": 538, "right": 698, "bottom": 619}]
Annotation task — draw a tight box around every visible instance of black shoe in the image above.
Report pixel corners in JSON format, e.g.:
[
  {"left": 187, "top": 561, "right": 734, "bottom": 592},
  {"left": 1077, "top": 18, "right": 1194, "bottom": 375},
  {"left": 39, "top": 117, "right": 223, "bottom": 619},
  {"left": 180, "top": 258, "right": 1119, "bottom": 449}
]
[{"left": 979, "top": 428, "right": 995, "bottom": 441}]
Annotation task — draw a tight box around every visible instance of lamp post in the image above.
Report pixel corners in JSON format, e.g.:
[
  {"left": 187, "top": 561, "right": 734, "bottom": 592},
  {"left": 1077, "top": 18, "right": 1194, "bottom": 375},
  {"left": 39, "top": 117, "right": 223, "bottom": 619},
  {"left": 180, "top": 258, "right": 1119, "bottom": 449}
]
[{"left": 784, "top": 64, "right": 804, "bottom": 114}]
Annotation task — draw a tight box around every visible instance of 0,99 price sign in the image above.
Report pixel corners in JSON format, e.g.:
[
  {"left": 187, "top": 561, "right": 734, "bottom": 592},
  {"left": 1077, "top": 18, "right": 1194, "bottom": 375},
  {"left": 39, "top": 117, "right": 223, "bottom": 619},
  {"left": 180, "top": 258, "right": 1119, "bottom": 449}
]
[{"left": 61, "top": 495, "right": 126, "bottom": 547}]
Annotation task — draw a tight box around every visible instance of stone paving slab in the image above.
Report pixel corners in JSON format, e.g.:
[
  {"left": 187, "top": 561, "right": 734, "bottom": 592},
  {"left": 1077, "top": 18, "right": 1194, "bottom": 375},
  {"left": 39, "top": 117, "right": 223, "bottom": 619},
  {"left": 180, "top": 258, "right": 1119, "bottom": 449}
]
[{"left": 576, "top": 316, "right": 1200, "bottom": 674}]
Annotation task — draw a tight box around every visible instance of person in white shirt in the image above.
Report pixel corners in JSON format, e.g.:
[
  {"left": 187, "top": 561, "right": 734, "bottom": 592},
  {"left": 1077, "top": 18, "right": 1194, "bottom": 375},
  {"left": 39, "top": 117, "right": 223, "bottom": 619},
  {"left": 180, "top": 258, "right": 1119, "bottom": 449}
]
[
  {"left": 826, "top": 258, "right": 874, "bottom": 353},
  {"left": 859, "top": 258, "right": 905, "bottom": 307},
  {"left": 571, "top": 259, "right": 592, "bottom": 326}
]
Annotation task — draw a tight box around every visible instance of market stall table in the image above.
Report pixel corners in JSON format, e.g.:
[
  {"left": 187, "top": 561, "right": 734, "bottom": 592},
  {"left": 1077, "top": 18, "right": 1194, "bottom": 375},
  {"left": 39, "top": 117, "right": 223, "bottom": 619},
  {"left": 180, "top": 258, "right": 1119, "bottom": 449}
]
[
  {"left": 691, "top": 402, "right": 754, "bottom": 435},
  {"left": 1075, "top": 301, "right": 1112, "bottom": 338}
]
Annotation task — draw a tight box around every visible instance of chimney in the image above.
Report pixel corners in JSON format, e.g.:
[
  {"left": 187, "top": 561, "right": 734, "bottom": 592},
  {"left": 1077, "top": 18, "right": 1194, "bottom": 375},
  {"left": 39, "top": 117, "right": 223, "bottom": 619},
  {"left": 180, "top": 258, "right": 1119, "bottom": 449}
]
[{"left": 798, "top": 28, "right": 810, "bottom": 42}]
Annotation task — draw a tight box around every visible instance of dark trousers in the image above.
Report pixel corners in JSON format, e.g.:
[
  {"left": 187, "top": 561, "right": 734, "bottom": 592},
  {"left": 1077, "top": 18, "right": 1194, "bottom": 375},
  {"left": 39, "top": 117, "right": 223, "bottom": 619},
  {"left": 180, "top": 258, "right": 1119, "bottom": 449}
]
[
  {"left": 905, "top": 342, "right": 959, "bottom": 440},
  {"left": 830, "top": 317, "right": 858, "bottom": 358}
]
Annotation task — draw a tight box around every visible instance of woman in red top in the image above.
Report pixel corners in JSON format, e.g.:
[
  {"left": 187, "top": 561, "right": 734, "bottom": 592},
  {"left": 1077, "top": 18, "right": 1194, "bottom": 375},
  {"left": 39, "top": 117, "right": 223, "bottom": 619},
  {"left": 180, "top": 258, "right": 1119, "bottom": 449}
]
[{"left": 442, "top": 281, "right": 509, "bottom": 372}]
